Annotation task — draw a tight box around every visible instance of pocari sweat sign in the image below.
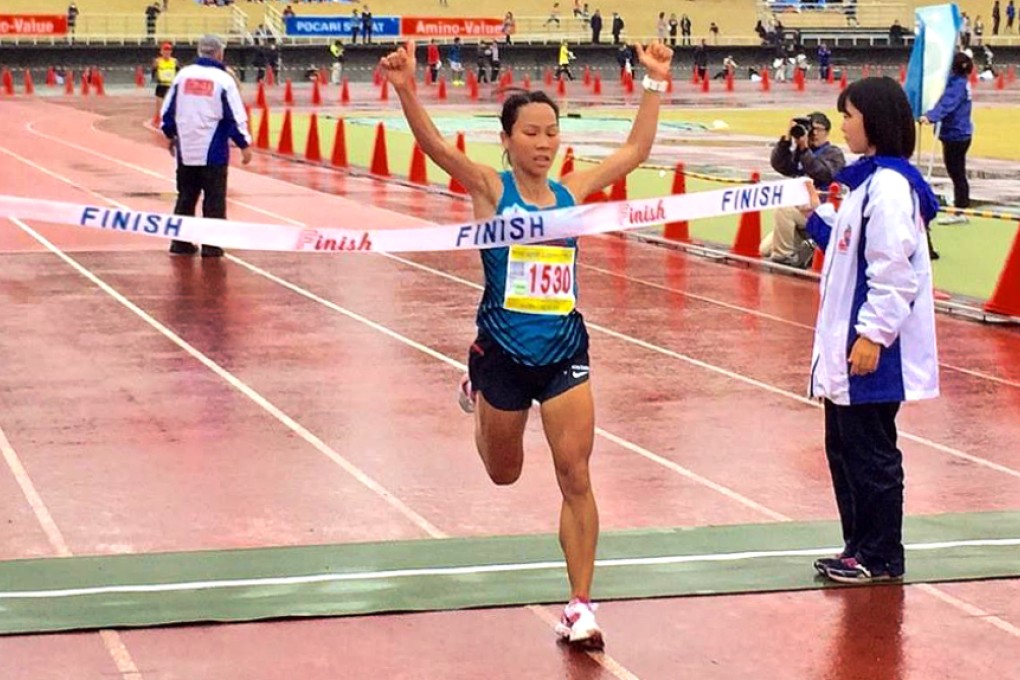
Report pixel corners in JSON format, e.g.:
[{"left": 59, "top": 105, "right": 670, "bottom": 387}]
[{"left": 285, "top": 16, "right": 400, "bottom": 37}]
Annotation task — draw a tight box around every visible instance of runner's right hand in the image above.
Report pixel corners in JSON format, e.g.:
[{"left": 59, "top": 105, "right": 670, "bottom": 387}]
[{"left": 379, "top": 41, "right": 416, "bottom": 89}]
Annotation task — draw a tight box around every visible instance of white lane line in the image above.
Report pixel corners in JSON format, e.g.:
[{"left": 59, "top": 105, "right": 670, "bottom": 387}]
[
  {"left": 581, "top": 259, "right": 1020, "bottom": 390},
  {"left": 9, "top": 216, "right": 445, "bottom": 541},
  {"left": 0, "top": 423, "right": 143, "bottom": 679},
  {"left": 915, "top": 583, "right": 1020, "bottom": 638},
  {"left": 5, "top": 537, "right": 1020, "bottom": 600},
  {"left": 12, "top": 120, "right": 1020, "bottom": 643}
]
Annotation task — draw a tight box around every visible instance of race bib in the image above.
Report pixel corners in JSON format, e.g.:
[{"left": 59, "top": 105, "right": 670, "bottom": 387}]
[{"left": 503, "top": 244, "right": 576, "bottom": 315}]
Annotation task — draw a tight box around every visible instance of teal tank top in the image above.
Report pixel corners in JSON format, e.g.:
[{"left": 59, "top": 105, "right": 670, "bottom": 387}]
[{"left": 476, "top": 171, "right": 588, "bottom": 366}]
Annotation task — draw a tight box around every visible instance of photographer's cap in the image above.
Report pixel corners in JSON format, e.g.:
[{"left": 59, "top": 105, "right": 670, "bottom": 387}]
[{"left": 808, "top": 112, "right": 831, "bottom": 131}]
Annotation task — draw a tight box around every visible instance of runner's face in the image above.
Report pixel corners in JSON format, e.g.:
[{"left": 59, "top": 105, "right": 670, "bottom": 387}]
[{"left": 503, "top": 103, "right": 560, "bottom": 176}]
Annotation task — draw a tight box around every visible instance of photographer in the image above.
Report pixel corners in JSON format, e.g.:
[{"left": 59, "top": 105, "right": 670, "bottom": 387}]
[{"left": 761, "top": 112, "right": 845, "bottom": 267}]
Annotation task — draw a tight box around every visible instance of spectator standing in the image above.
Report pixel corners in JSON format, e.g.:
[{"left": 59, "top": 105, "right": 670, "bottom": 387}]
[
  {"left": 656, "top": 12, "right": 668, "bottom": 41},
  {"left": 974, "top": 15, "right": 985, "bottom": 45},
  {"left": 680, "top": 14, "right": 692, "bottom": 47},
  {"left": 252, "top": 45, "right": 267, "bottom": 82},
  {"left": 489, "top": 40, "right": 501, "bottom": 82},
  {"left": 668, "top": 13, "right": 678, "bottom": 47},
  {"left": 611, "top": 12, "right": 624, "bottom": 44},
  {"left": 616, "top": 42, "right": 632, "bottom": 76},
  {"left": 426, "top": 39, "right": 441, "bottom": 83},
  {"left": 502, "top": 12, "right": 515, "bottom": 44},
  {"left": 67, "top": 2, "right": 78, "bottom": 37},
  {"left": 992, "top": 0, "right": 1001, "bottom": 35},
  {"left": 476, "top": 40, "right": 490, "bottom": 83},
  {"left": 590, "top": 9, "right": 602, "bottom": 44},
  {"left": 160, "top": 35, "right": 252, "bottom": 257},
  {"left": 449, "top": 37, "right": 464, "bottom": 86},
  {"left": 145, "top": 2, "right": 161, "bottom": 42},
  {"left": 960, "top": 12, "right": 971, "bottom": 47},
  {"left": 350, "top": 8, "right": 360, "bottom": 44},
  {"left": 709, "top": 22, "right": 720, "bottom": 44},
  {"left": 1008, "top": 0, "right": 1016, "bottom": 32},
  {"left": 362, "top": 7, "right": 373, "bottom": 44},
  {"left": 282, "top": 5, "right": 295, "bottom": 20},
  {"left": 889, "top": 19, "right": 905, "bottom": 45},
  {"left": 920, "top": 52, "right": 975, "bottom": 223},
  {"left": 818, "top": 43, "right": 832, "bottom": 80},
  {"left": 693, "top": 39, "right": 708, "bottom": 81}
]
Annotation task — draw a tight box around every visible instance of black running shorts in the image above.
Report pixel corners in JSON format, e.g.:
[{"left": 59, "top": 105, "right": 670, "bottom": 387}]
[
  {"left": 467, "top": 332, "right": 590, "bottom": 412},
  {"left": 155, "top": 84, "right": 170, "bottom": 98}
]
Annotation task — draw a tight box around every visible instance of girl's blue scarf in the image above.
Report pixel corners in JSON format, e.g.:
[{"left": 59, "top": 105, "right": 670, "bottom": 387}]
[{"left": 836, "top": 155, "right": 940, "bottom": 226}]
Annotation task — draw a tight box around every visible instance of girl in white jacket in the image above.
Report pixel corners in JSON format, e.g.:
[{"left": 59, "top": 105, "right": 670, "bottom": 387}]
[{"left": 803, "top": 77, "right": 940, "bottom": 584}]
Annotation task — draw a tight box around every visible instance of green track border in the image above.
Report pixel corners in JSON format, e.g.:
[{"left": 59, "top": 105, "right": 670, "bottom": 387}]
[{"left": 2, "top": 511, "right": 1019, "bottom": 634}]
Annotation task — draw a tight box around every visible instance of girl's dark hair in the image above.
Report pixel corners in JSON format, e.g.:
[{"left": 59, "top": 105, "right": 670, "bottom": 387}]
[
  {"left": 952, "top": 51, "right": 974, "bottom": 76},
  {"left": 499, "top": 90, "right": 560, "bottom": 135},
  {"left": 836, "top": 76, "right": 916, "bottom": 158}
]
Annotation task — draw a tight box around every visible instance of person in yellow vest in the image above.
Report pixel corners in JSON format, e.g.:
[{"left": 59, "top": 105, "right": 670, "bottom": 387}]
[
  {"left": 555, "top": 40, "right": 576, "bottom": 80},
  {"left": 329, "top": 39, "right": 345, "bottom": 84},
  {"left": 152, "top": 42, "right": 180, "bottom": 123}
]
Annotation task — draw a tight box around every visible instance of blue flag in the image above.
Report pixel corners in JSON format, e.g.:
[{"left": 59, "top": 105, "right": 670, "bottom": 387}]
[{"left": 904, "top": 4, "right": 963, "bottom": 118}]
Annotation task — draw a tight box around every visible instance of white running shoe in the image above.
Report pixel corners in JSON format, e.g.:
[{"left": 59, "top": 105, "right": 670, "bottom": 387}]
[
  {"left": 555, "top": 599, "right": 604, "bottom": 649},
  {"left": 936, "top": 214, "right": 969, "bottom": 225},
  {"left": 457, "top": 374, "right": 476, "bottom": 414}
]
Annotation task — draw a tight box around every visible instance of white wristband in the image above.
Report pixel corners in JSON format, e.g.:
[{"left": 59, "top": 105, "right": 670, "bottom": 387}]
[{"left": 642, "top": 75, "right": 667, "bottom": 93}]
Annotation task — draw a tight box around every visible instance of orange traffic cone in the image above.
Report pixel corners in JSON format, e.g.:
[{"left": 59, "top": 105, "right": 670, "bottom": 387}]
[
  {"left": 725, "top": 70, "right": 734, "bottom": 92},
  {"left": 370, "top": 122, "right": 390, "bottom": 176},
  {"left": 135, "top": 65, "right": 145, "bottom": 87},
  {"left": 266, "top": 66, "right": 276, "bottom": 87},
  {"left": 46, "top": 66, "right": 57, "bottom": 87},
  {"left": 277, "top": 109, "right": 294, "bottom": 155},
  {"left": 94, "top": 70, "right": 106, "bottom": 96},
  {"left": 762, "top": 67, "right": 771, "bottom": 92},
  {"left": 255, "top": 106, "right": 270, "bottom": 150},
  {"left": 284, "top": 79, "right": 294, "bottom": 104},
  {"left": 311, "top": 78, "right": 322, "bottom": 105},
  {"left": 899, "top": 64, "right": 906, "bottom": 84},
  {"left": 559, "top": 146, "right": 575, "bottom": 178},
  {"left": 664, "top": 163, "right": 689, "bottom": 241},
  {"left": 340, "top": 77, "right": 350, "bottom": 104},
  {"left": 557, "top": 74, "right": 566, "bottom": 96},
  {"left": 985, "top": 223, "right": 1020, "bottom": 317},
  {"left": 256, "top": 81, "right": 266, "bottom": 108},
  {"left": 583, "top": 65, "right": 591, "bottom": 86},
  {"left": 593, "top": 73, "right": 602, "bottom": 95},
  {"left": 438, "top": 76, "right": 447, "bottom": 100},
  {"left": 64, "top": 71, "right": 74, "bottom": 95},
  {"left": 610, "top": 176, "right": 627, "bottom": 201},
  {"left": 409, "top": 141, "right": 428, "bottom": 185},
  {"left": 701, "top": 72, "right": 709, "bottom": 93},
  {"left": 449, "top": 132, "right": 467, "bottom": 194},
  {"left": 731, "top": 171, "right": 762, "bottom": 258},
  {"left": 81, "top": 72, "right": 90, "bottom": 96},
  {"left": 839, "top": 69, "right": 848, "bottom": 90},
  {"left": 331, "top": 117, "right": 348, "bottom": 168},
  {"left": 304, "top": 112, "right": 322, "bottom": 162},
  {"left": 544, "top": 67, "right": 553, "bottom": 86},
  {"left": 380, "top": 80, "right": 389, "bottom": 101},
  {"left": 23, "top": 69, "right": 34, "bottom": 95}
]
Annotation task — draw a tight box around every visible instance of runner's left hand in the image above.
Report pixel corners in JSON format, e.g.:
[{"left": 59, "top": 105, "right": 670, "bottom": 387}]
[{"left": 634, "top": 41, "right": 673, "bottom": 81}]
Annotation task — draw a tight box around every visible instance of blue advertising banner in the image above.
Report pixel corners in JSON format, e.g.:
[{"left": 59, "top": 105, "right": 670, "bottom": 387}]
[{"left": 284, "top": 16, "right": 401, "bottom": 37}]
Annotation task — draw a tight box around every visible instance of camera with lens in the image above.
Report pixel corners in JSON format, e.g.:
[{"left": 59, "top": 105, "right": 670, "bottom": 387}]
[{"left": 789, "top": 117, "right": 813, "bottom": 139}]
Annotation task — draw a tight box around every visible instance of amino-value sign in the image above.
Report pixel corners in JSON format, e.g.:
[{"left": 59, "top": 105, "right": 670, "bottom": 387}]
[
  {"left": 401, "top": 17, "right": 505, "bottom": 37},
  {"left": 284, "top": 16, "right": 400, "bottom": 37},
  {"left": 0, "top": 15, "right": 68, "bottom": 35}
]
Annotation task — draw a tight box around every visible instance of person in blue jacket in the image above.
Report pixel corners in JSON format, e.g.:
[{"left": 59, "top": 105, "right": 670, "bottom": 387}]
[
  {"left": 803, "top": 77, "right": 940, "bottom": 584},
  {"left": 920, "top": 52, "right": 974, "bottom": 224}
]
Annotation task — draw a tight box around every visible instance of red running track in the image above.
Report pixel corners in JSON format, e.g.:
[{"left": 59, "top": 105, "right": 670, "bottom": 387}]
[{"left": 1, "top": 96, "right": 1020, "bottom": 679}]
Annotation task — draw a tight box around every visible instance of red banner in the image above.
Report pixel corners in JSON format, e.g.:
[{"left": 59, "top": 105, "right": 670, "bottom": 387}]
[
  {"left": 0, "top": 15, "right": 68, "bottom": 35},
  {"left": 401, "top": 17, "right": 505, "bottom": 38}
]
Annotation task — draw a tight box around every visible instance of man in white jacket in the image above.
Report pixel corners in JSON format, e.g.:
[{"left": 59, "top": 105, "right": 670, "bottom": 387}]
[
  {"left": 804, "top": 77, "right": 940, "bottom": 584},
  {"left": 160, "top": 34, "right": 252, "bottom": 257}
]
